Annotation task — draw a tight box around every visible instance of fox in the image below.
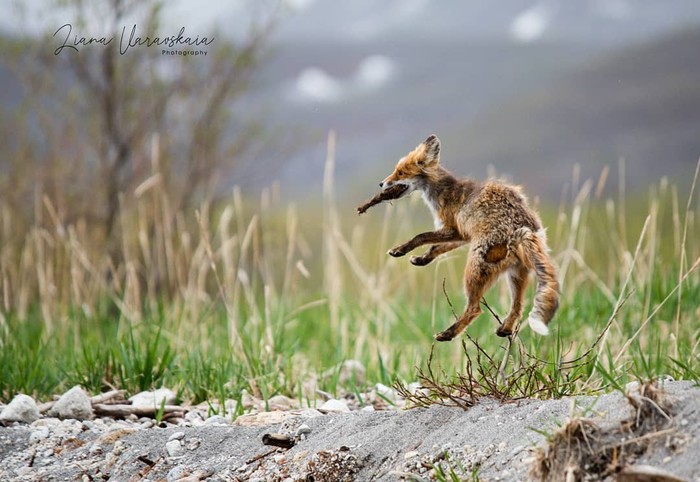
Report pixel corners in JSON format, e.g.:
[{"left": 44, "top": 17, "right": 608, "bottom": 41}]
[{"left": 379, "top": 134, "right": 560, "bottom": 341}]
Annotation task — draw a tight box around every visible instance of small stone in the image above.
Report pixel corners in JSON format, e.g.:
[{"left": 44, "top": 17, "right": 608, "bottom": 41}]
[
  {"left": 16, "top": 467, "right": 33, "bottom": 477},
  {"left": 169, "top": 431, "right": 186, "bottom": 442},
  {"left": 295, "top": 424, "right": 312, "bottom": 437},
  {"left": 268, "top": 395, "right": 296, "bottom": 411},
  {"left": 31, "top": 418, "right": 61, "bottom": 428},
  {"left": 407, "top": 382, "right": 422, "bottom": 394},
  {"left": 129, "top": 388, "right": 176, "bottom": 408},
  {"left": 186, "top": 438, "right": 201, "bottom": 451},
  {"left": 185, "top": 411, "right": 205, "bottom": 425},
  {"left": 30, "top": 426, "right": 50, "bottom": 443},
  {"left": 235, "top": 411, "right": 296, "bottom": 427},
  {"left": 167, "top": 465, "right": 188, "bottom": 482},
  {"left": 141, "top": 420, "right": 154, "bottom": 429},
  {"left": 299, "top": 408, "right": 324, "bottom": 419},
  {"left": 338, "top": 360, "right": 366, "bottom": 385},
  {"left": 49, "top": 386, "right": 93, "bottom": 420},
  {"left": 404, "top": 451, "right": 420, "bottom": 459},
  {"left": 165, "top": 439, "right": 184, "bottom": 457},
  {"left": 0, "top": 394, "right": 40, "bottom": 424},
  {"left": 319, "top": 399, "right": 350, "bottom": 412},
  {"left": 112, "top": 441, "right": 127, "bottom": 456},
  {"left": 625, "top": 381, "right": 640, "bottom": 393},
  {"left": 374, "top": 383, "right": 397, "bottom": 402},
  {"left": 240, "top": 389, "right": 261, "bottom": 410},
  {"left": 204, "top": 415, "right": 228, "bottom": 425},
  {"left": 361, "top": 405, "right": 375, "bottom": 412}
]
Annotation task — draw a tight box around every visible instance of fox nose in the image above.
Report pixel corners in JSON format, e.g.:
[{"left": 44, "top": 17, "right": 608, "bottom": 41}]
[{"left": 379, "top": 182, "right": 384, "bottom": 188}]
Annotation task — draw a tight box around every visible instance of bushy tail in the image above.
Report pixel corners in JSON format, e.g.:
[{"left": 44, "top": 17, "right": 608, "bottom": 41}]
[{"left": 513, "top": 228, "right": 560, "bottom": 336}]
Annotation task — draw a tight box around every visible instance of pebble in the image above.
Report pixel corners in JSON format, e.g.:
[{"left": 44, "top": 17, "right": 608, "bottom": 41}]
[
  {"left": 166, "top": 439, "right": 184, "bottom": 457},
  {"left": 0, "top": 394, "right": 41, "bottom": 424},
  {"left": 29, "top": 427, "right": 50, "bottom": 444},
  {"left": 204, "top": 415, "right": 228, "bottom": 426},
  {"left": 295, "top": 424, "right": 312, "bottom": 437},
  {"left": 337, "top": 360, "right": 366, "bottom": 385},
  {"left": 49, "top": 386, "right": 93, "bottom": 420},
  {"left": 169, "top": 431, "right": 186, "bottom": 441},
  {"left": 167, "top": 465, "right": 188, "bottom": 482},
  {"left": 404, "top": 451, "right": 420, "bottom": 459},
  {"left": 319, "top": 399, "right": 350, "bottom": 412},
  {"left": 268, "top": 395, "right": 296, "bottom": 411},
  {"left": 31, "top": 418, "right": 61, "bottom": 429},
  {"left": 375, "top": 383, "right": 397, "bottom": 402},
  {"left": 129, "top": 388, "right": 177, "bottom": 408}
]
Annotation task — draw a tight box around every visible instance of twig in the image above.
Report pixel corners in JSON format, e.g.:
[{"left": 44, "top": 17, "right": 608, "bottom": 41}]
[
  {"left": 90, "top": 389, "right": 127, "bottom": 405},
  {"left": 93, "top": 404, "right": 186, "bottom": 418},
  {"left": 245, "top": 448, "right": 279, "bottom": 465}
]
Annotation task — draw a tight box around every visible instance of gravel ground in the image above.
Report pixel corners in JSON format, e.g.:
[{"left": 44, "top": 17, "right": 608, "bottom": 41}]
[{"left": 0, "top": 381, "right": 698, "bottom": 481}]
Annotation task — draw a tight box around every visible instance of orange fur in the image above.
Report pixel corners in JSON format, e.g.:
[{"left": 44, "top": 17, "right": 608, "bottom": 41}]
[{"left": 380, "top": 135, "right": 560, "bottom": 340}]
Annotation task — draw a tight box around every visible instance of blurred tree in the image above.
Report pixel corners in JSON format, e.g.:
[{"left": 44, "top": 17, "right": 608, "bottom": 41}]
[{"left": 1, "top": 0, "right": 274, "bottom": 240}]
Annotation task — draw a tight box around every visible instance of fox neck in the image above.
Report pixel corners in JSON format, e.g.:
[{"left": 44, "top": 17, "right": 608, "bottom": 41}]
[{"left": 416, "top": 167, "right": 476, "bottom": 228}]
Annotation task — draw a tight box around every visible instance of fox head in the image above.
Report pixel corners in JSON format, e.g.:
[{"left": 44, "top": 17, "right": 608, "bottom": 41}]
[{"left": 380, "top": 135, "right": 441, "bottom": 197}]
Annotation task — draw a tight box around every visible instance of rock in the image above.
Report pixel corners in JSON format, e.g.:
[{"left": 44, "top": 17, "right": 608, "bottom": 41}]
[
  {"left": 166, "top": 439, "right": 184, "bottom": 457},
  {"left": 295, "top": 424, "right": 312, "bottom": 437},
  {"left": 299, "top": 408, "right": 324, "bottom": 419},
  {"left": 169, "top": 431, "right": 186, "bottom": 441},
  {"left": 204, "top": 415, "right": 228, "bottom": 426},
  {"left": 31, "top": 418, "right": 61, "bottom": 428},
  {"left": 49, "top": 386, "right": 93, "bottom": 420},
  {"left": 374, "top": 383, "right": 397, "bottom": 402},
  {"left": 129, "top": 388, "right": 177, "bottom": 408},
  {"left": 29, "top": 426, "right": 50, "bottom": 443},
  {"left": 268, "top": 395, "right": 296, "bottom": 411},
  {"left": 235, "top": 410, "right": 298, "bottom": 427},
  {"left": 319, "top": 399, "right": 350, "bottom": 412},
  {"left": 338, "top": 360, "right": 366, "bottom": 385},
  {"left": 167, "top": 465, "right": 188, "bottom": 481},
  {"left": 240, "top": 390, "right": 263, "bottom": 410},
  {"left": 0, "top": 394, "right": 41, "bottom": 424}
]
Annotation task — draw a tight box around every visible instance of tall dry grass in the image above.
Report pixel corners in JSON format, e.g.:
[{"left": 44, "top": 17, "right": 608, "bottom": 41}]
[{"left": 0, "top": 133, "right": 698, "bottom": 402}]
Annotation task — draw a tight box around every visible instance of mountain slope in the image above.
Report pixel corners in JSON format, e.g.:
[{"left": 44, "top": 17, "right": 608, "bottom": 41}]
[{"left": 449, "top": 27, "right": 700, "bottom": 197}]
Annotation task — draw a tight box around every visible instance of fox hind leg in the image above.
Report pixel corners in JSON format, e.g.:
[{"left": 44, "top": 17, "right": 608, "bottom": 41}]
[
  {"left": 496, "top": 263, "right": 530, "bottom": 337},
  {"left": 435, "top": 251, "right": 501, "bottom": 342}
]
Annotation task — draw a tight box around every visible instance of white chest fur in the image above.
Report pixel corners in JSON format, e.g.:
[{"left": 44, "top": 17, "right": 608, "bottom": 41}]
[{"left": 421, "top": 191, "right": 443, "bottom": 229}]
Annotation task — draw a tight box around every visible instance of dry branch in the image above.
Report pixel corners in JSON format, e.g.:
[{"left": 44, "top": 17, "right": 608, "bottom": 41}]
[{"left": 93, "top": 404, "right": 186, "bottom": 418}]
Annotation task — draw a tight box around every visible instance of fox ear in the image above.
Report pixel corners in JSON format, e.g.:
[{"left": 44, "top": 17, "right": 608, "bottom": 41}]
[{"left": 419, "top": 134, "right": 440, "bottom": 167}]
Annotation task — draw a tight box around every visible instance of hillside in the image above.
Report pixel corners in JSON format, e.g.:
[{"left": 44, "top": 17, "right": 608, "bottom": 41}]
[{"left": 448, "top": 27, "right": 700, "bottom": 198}]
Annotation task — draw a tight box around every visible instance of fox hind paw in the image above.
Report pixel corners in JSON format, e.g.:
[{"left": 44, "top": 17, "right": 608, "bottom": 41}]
[
  {"left": 410, "top": 255, "right": 431, "bottom": 266},
  {"left": 434, "top": 330, "right": 454, "bottom": 342}
]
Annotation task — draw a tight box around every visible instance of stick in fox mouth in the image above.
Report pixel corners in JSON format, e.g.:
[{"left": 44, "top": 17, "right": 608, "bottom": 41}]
[
  {"left": 358, "top": 134, "right": 560, "bottom": 342},
  {"left": 356, "top": 184, "right": 408, "bottom": 214}
]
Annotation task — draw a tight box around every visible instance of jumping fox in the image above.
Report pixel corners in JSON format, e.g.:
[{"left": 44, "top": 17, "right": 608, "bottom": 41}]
[{"left": 380, "top": 135, "right": 560, "bottom": 341}]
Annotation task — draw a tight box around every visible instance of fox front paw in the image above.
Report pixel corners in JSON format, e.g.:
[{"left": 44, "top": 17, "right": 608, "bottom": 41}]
[
  {"left": 410, "top": 255, "right": 432, "bottom": 266},
  {"left": 388, "top": 246, "right": 407, "bottom": 257}
]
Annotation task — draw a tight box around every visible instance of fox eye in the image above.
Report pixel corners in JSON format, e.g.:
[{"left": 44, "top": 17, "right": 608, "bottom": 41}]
[{"left": 396, "top": 169, "right": 404, "bottom": 176}]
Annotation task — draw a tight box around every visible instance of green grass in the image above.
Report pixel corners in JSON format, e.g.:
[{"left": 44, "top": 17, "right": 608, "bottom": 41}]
[{"left": 0, "top": 150, "right": 699, "bottom": 407}]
